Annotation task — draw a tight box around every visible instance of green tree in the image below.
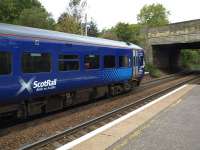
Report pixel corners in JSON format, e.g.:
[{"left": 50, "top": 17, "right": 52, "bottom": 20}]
[
  {"left": 129, "top": 24, "right": 142, "bottom": 44},
  {"left": 180, "top": 49, "right": 200, "bottom": 69},
  {"left": 15, "top": 7, "right": 55, "bottom": 30},
  {"left": 137, "top": 3, "right": 170, "bottom": 27},
  {"left": 56, "top": 0, "right": 87, "bottom": 34},
  {"left": 56, "top": 13, "right": 82, "bottom": 34},
  {"left": 114, "top": 22, "right": 132, "bottom": 42},
  {"left": 100, "top": 28, "right": 118, "bottom": 40},
  {"left": 68, "top": 0, "right": 87, "bottom": 22},
  {"left": 87, "top": 20, "right": 99, "bottom": 37},
  {"left": 101, "top": 23, "right": 141, "bottom": 44},
  {"left": 0, "top": 0, "right": 42, "bottom": 24}
]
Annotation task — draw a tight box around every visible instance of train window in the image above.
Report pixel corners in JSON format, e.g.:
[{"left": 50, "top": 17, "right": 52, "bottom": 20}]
[
  {"left": 132, "top": 56, "right": 135, "bottom": 66},
  {"left": 140, "top": 56, "right": 144, "bottom": 66},
  {"left": 119, "top": 56, "right": 129, "bottom": 67},
  {"left": 84, "top": 55, "right": 99, "bottom": 69},
  {"left": 104, "top": 55, "right": 115, "bottom": 68},
  {"left": 0, "top": 52, "right": 11, "bottom": 75},
  {"left": 22, "top": 52, "right": 51, "bottom": 73},
  {"left": 133, "top": 56, "right": 137, "bottom": 66},
  {"left": 59, "top": 55, "right": 79, "bottom": 60},
  {"left": 59, "top": 54, "right": 79, "bottom": 71}
]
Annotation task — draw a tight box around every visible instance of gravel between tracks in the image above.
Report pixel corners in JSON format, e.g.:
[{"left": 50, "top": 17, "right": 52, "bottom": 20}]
[
  {"left": 0, "top": 75, "right": 194, "bottom": 150},
  {"left": 141, "top": 74, "right": 154, "bottom": 83}
]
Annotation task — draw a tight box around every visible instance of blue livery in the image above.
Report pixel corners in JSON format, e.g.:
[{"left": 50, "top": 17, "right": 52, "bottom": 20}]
[{"left": 0, "top": 23, "right": 144, "bottom": 118}]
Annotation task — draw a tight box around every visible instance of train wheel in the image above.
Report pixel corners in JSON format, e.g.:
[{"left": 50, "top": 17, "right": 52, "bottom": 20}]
[{"left": 123, "top": 82, "right": 132, "bottom": 92}]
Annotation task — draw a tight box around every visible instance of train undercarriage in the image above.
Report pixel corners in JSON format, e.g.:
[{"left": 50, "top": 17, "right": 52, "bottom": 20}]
[{"left": 0, "top": 79, "right": 140, "bottom": 120}]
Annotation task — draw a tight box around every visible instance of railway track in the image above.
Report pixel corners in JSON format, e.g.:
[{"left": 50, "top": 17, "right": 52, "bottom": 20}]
[
  {"left": 0, "top": 73, "right": 184, "bottom": 130},
  {"left": 19, "top": 75, "right": 200, "bottom": 150},
  {"left": 0, "top": 73, "right": 197, "bottom": 150},
  {"left": 141, "top": 72, "right": 188, "bottom": 87}
]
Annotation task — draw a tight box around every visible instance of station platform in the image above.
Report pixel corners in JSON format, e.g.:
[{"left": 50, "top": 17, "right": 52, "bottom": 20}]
[{"left": 57, "top": 84, "right": 199, "bottom": 150}]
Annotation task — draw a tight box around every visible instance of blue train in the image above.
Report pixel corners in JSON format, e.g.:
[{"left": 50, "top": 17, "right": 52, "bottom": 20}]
[{"left": 0, "top": 23, "right": 144, "bottom": 118}]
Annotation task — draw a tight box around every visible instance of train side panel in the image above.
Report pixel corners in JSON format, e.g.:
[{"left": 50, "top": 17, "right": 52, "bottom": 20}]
[{"left": 0, "top": 36, "right": 133, "bottom": 104}]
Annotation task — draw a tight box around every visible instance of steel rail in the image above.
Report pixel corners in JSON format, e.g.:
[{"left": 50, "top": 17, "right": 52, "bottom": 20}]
[{"left": 20, "top": 75, "right": 200, "bottom": 150}]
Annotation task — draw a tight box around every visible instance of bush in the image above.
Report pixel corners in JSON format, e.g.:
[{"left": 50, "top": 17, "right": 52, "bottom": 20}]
[
  {"left": 145, "top": 63, "right": 161, "bottom": 78},
  {"left": 180, "top": 49, "right": 200, "bottom": 70}
]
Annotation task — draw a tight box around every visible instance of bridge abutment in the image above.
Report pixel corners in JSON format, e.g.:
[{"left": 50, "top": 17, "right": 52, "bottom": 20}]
[{"left": 142, "top": 19, "right": 200, "bottom": 72}]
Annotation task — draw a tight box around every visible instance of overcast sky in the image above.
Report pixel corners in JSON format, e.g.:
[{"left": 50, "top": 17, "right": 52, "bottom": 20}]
[{"left": 39, "top": 0, "right": 200, "bottom": 30}]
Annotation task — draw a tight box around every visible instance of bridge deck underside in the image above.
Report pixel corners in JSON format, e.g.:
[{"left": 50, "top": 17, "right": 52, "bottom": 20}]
[{"left": 152, "top": 42, "right": 200, "bottom": 72}]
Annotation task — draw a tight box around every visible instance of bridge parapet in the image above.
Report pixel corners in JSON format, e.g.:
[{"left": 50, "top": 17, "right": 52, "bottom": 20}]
[
  {"left": 142, "top": 19, "right": 200, "bottom": 65},
  {"left": 146, "top": 19, "right": 200, "bottom": 45}
]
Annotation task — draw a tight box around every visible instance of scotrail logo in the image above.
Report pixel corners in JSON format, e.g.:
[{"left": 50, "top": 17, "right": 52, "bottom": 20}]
[{"left": 17, "top": 78, "right": 57, "bottom": 95}]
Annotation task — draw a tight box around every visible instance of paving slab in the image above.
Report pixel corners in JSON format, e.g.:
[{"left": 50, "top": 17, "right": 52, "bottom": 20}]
[
  {"left": 57, "top": 84, "right": 194, "bottom": 150},
  {"left": 110, "top": 85, "right": 200, "bottom": 150}
]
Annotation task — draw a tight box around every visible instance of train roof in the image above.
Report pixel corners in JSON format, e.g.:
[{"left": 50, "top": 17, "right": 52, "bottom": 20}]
[{"left": 0, "top": 23, "right": 143, "bottom": 50}]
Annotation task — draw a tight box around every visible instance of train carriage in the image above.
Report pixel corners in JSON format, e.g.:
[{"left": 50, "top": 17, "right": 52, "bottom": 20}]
[{"left": 0, "top": 23, "right": 144, "bottom": 118}]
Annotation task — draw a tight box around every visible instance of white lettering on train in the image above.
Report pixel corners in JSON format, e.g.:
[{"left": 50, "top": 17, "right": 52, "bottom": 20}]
[
  {"left": 17, "top": 78, "right": 57, "bottom": 95},
  {"left": 33, "top": 79, "right": 57, "bottom": 89}
]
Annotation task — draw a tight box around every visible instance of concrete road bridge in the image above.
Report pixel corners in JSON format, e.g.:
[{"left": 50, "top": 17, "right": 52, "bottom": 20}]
[{"left": 143, "top": 19, "right": 200, "bottom": 71}]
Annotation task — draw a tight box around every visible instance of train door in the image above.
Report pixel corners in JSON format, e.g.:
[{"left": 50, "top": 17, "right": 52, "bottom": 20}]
[{"left": 132, "top": 50, "right": 139, "bottom": 78}]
